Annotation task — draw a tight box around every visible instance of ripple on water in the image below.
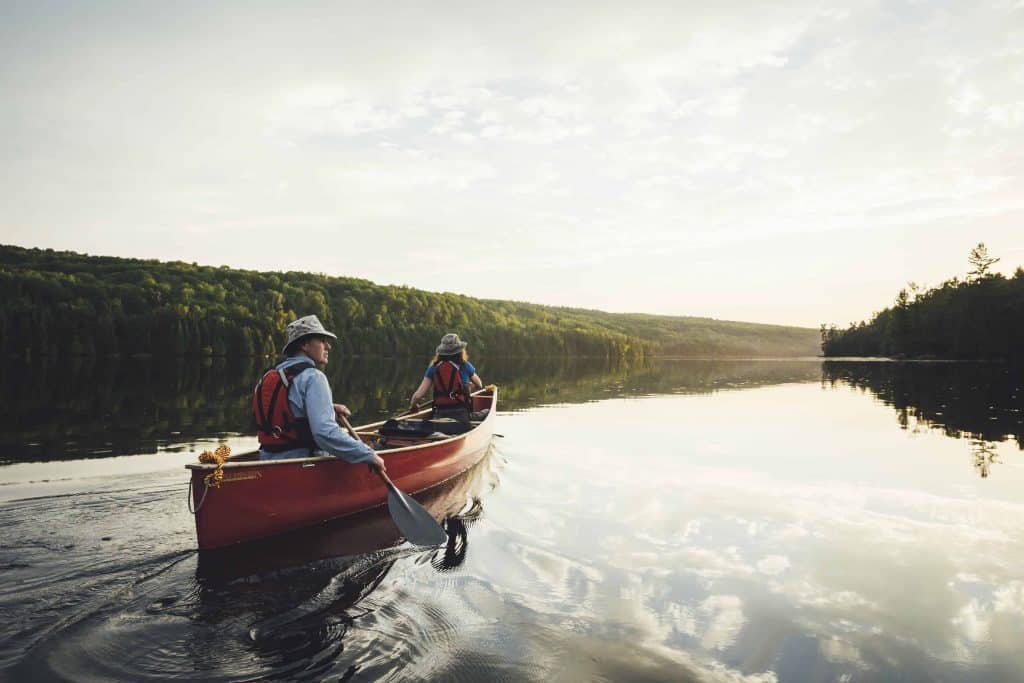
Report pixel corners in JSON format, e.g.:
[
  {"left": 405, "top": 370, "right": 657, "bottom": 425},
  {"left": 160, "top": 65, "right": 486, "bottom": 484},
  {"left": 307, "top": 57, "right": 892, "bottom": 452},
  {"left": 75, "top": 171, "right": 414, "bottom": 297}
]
[
  {"left": 2, "top": 447, "right": 508, "bottom": 682},
  {"left": 9, "top": 544, "right": 497, "bottom": 682}
]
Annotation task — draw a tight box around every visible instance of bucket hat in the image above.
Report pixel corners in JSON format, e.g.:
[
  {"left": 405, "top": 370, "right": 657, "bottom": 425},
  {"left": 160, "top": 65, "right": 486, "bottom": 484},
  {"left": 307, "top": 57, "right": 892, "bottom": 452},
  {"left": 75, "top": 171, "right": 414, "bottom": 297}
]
[
  {"left": 283, "top": 315, "right": 337, "bottom": 353},
  {"left": 436, "top": 332, "right": 468, "bottom": 356}
]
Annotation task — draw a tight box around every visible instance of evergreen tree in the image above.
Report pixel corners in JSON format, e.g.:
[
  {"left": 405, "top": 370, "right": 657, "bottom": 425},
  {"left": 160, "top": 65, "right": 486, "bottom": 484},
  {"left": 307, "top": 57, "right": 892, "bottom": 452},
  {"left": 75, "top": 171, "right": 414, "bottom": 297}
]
[{"left": 968, "top": 242, "right": 1000, "bottom": 280}]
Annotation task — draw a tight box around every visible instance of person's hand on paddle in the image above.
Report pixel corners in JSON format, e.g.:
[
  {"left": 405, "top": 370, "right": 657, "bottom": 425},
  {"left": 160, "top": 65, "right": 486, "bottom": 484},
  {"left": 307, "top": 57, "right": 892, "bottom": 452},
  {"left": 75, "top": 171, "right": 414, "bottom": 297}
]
[
  {"left": 333, "top": 403, "right": 352, "bottom": 420},
  {"left": 368, "top": 453, "right": 386, "bottom": 474}
]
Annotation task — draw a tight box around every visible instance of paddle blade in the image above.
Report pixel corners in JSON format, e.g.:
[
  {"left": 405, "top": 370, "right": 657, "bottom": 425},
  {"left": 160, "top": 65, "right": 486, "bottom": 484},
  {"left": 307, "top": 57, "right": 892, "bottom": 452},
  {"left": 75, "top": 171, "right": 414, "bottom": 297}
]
[{"left": 386, "top": 487, "right": 448, "bottom": 547}]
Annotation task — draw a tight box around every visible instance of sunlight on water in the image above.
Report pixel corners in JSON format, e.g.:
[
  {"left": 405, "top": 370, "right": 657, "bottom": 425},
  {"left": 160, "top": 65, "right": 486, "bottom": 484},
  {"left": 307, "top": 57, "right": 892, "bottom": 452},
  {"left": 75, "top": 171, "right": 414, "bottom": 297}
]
[
  {"left": 485, "top": 382, "right": 1024, "bottom": 680},
  {"left": 1, "top": 359, "right": 1022, "bottom": 681}
]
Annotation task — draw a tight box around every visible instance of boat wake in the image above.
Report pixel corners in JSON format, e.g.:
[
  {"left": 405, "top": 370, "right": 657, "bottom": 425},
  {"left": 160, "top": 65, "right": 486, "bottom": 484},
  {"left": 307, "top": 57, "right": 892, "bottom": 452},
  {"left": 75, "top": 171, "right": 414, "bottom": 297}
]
[
  {"left": 0, "top": 445, "right": 505, "bottom": 682},
  {"left": 247, "top": 545, "right": 421, "bottom": 643}
]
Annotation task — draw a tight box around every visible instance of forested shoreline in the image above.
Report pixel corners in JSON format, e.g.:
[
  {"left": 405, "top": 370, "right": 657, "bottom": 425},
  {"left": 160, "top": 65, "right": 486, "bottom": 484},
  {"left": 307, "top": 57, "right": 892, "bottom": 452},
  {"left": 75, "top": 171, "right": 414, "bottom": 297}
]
[
  {"left": 821, "top": 245, "right": 1023, "bottom": 360},
  {"left": 0, "top": 245, "right": 819, "bottom": 359}
]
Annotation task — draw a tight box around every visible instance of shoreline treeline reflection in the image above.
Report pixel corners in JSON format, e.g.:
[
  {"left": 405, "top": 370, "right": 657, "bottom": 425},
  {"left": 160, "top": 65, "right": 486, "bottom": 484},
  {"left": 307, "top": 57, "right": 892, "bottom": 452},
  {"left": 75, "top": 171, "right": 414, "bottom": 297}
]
[
  {"left": 823, "top": 361, "right": 1024, "bottom": 453},
  {"left": 2, "top": 356, "right": 821, "bottom": 463}
]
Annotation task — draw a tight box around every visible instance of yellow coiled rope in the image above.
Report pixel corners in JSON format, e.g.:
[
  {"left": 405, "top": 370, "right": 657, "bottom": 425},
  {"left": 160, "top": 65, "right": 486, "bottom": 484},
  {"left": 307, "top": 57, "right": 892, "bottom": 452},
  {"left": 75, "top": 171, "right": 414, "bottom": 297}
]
[
  {"left": 188, "top": 443, "right": 232, "bottom": 514},
  {"left": 198, "top": 443, "right": 231, "bottom": 489}
]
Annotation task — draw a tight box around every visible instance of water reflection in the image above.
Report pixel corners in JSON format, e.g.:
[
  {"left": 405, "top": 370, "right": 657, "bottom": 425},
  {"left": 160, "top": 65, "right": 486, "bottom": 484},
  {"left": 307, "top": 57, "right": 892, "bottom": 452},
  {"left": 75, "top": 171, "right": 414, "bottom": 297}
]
[
  {"left": 971, "top": 439, "right": 1001, "bottom": 479},
  {"left": 2, "top": 446, "right": 502, "bottom": 682},
  {"left": 824, "top": 361, "right": 1023, "bottom": 477},
  {"left": 823, "top": 361, "right": 1023, "bottom": 446},
  {"left": 4, "top": 360, "right": 1024, "bottom": 681},
  {"left": 494, "top": 389, "right": 1024, "bottom": 681},
  {"left": 2, "top": 355, "right": 821, "bottom": 463}
]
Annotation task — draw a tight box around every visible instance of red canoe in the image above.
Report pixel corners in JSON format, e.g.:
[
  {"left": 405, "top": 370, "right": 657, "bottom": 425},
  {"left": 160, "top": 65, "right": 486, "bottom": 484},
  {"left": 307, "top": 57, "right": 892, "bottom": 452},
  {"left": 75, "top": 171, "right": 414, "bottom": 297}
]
[{"left": 186, "top": 388, "right": 497, "bottom": 550}]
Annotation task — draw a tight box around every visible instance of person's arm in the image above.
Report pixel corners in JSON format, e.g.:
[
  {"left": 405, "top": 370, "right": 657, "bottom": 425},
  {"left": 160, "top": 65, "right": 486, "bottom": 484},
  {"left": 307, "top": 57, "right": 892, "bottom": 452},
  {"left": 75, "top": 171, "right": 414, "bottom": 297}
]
[
  {"left": 302, "top": 372, "right": 381, "bottom": 467},
  {"left": 410, "top": 377, "right": 432, "bottom": 408},
  {"left": 463, "top": 361, "right": 483, "bottom": 391}
]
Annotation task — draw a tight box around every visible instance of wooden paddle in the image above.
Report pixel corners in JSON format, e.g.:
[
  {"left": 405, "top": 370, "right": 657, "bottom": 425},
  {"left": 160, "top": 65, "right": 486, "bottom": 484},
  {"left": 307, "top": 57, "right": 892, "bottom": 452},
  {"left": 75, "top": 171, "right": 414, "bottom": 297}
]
[
  {"left": 339, "top": 415, "right": 448, "bottom": 547},
  {"left": 397, "top": 399, "right": 431, "bottom": 419}
]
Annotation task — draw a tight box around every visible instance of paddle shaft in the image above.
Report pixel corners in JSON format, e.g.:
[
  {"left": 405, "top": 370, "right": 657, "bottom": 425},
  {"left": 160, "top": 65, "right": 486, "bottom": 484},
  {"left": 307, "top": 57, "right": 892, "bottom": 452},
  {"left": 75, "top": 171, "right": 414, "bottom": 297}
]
[
  {"left": 337, "top": 415, "right": 412, "bottom": 513},
  {"left": 399, "top": 399, "right": 431, "bottom": 418}
]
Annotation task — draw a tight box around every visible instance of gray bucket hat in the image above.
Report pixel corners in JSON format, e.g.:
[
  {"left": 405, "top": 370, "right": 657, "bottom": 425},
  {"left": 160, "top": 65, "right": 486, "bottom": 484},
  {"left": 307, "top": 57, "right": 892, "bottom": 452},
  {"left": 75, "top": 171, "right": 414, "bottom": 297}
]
[
  {"left": 436, "top": 332, "right": 468, "bottom": 356},
  {"left": 283, "top": 315, "right": 337, "bottom": 353}
]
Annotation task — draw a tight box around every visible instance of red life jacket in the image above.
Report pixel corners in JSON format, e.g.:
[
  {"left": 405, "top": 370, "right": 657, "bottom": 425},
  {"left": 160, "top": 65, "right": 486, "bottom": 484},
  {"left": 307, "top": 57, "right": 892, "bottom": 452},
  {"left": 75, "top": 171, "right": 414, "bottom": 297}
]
[
  {"left": 253, "top": 361, "right": 316, "bottom": 453},
  {"left": 432, "top": 360, "right": 471, "bottom": 410}
]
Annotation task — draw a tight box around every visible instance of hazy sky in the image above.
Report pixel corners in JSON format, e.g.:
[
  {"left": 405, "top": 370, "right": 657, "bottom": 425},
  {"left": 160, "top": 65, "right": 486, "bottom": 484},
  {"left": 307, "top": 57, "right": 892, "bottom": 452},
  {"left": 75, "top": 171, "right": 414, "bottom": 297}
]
[{"left": 2, "top": 1, "right": 1022, "bottom": 327}]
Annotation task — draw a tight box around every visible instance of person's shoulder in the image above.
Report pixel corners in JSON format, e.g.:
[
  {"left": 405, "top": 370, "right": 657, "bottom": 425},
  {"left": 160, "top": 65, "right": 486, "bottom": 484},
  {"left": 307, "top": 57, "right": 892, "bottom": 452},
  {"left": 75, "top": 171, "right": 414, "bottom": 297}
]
[
  {"left": 293, "top": 364, "right": 327, "bottom": 385},
  {"left": 276, "top": 357, "right": 315, "bottom": 369},
  {"left": 464, "top": 360, "right": 476, "bottom": 373}
]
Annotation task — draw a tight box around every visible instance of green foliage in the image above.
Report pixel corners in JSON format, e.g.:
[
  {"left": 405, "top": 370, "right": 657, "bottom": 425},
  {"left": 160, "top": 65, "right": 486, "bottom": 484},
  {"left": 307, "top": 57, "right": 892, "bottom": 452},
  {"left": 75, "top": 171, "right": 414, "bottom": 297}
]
[
  {"left": 821, "top": 250, "right": 1024, "bottom": 359},
  {"left": 0, "top": 244, "right": 819, "bottom": 359}
]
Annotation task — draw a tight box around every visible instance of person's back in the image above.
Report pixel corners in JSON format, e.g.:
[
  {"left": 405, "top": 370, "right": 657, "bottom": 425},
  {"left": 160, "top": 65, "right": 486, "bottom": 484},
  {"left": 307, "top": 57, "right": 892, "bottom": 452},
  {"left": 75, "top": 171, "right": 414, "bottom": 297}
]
[
  {"left": 253, "top": 357, "right": 317, "bottom": 455},
  {"left": 431, "top": 354, "right": 473, "bottom": 421},
  {"left": 409, "top": 333, "right": 484, "bottom": 422},
  {"left": 253, "top": 314, "right": 385, "bottom": 472}
]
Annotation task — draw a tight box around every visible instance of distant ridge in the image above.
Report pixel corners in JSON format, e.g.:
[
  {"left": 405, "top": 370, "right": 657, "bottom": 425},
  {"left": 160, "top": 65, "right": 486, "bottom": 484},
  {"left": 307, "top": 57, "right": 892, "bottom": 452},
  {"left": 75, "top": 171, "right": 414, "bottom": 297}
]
[{"left": 0, "top": 244, "right": 820, "bottom": 359}]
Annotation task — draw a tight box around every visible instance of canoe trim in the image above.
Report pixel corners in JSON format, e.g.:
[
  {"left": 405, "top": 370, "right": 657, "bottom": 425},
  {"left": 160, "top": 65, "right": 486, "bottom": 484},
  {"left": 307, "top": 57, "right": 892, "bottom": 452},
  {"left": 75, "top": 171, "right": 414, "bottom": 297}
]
[{"left": 185, "top": 388, "right": 495, "bottom": 471}]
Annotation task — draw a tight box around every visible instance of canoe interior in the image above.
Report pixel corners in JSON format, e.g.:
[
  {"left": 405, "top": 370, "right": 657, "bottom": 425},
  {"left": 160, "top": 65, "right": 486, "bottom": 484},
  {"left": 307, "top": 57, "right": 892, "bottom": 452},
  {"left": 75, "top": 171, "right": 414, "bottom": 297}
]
[{"left": 186, "top": 389, "right": 496, "bottom": 470}]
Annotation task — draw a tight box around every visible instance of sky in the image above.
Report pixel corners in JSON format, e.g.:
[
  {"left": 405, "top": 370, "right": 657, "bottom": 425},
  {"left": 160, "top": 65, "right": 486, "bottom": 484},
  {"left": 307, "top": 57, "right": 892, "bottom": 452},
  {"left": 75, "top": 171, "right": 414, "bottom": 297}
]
[{"left": 1, "top": 1, "right": 1022, "bottom": 328}]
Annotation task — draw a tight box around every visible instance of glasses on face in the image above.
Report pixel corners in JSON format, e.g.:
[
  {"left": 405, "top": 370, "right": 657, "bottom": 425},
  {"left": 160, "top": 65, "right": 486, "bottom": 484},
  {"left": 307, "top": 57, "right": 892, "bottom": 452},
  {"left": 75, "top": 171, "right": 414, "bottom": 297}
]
[{"left": 304, "top": 335, "right": 331, "bottom": 348}]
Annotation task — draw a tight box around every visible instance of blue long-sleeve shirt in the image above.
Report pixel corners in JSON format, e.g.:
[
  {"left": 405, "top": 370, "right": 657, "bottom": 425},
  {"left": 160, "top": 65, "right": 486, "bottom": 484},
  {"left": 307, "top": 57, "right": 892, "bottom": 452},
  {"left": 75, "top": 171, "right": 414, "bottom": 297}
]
[{"left": 259, "top": 355, "right": 377, "bottom": 464}]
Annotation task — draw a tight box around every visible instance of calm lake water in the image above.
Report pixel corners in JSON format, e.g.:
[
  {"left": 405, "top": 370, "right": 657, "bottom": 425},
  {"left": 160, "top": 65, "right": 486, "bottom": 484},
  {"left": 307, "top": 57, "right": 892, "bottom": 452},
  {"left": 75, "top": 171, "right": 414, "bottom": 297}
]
[{"left": 1, "top": 357, "right": 1022, "bottom": 682}]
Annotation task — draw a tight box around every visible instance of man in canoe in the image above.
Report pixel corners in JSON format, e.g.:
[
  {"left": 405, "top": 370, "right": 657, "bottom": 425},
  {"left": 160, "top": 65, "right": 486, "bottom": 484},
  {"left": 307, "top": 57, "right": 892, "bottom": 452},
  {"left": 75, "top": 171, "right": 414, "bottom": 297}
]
[
  {"left": 408, "top": 332, "right": 486, "bottom": 422},
  {"left": 253, "top": 314, "right": 385, "bottom": 471}
]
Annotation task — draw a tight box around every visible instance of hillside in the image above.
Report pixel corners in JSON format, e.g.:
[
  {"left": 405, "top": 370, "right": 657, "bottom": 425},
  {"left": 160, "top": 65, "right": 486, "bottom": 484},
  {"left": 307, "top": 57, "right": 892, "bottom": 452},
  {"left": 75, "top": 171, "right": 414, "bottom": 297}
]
[{"left": 0, "top": 245, "right": 820, "bottom": 359}]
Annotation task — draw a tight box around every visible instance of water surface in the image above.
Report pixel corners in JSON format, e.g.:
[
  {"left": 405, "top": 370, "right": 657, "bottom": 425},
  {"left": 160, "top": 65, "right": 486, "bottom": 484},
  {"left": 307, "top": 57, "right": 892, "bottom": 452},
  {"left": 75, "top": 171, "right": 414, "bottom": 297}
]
[{"left": 1, "top": 358, "right": 1021, "bottom": 681}]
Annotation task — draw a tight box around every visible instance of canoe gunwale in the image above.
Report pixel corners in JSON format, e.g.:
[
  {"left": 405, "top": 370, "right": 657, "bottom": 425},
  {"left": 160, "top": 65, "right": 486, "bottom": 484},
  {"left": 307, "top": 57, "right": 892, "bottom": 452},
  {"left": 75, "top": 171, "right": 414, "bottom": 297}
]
[
  {"left": 184, "top": 388, "right": 495, "bottom": 471},
  {"left": 187, "top": 389, "right": 496, "bottom": 549}
]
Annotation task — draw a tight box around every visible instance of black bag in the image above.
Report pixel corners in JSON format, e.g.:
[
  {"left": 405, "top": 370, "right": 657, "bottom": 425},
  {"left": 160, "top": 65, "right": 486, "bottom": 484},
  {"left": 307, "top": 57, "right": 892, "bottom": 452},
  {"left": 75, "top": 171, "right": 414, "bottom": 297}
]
[
  {"left": 379, "top": 418, "right": 473, "bottom": 438},
  {"left": 379, "top": 419, "right": 435, "bottom": 438},
  {"left": 426, "top": 419, "right": 473, "bottom": 435}
]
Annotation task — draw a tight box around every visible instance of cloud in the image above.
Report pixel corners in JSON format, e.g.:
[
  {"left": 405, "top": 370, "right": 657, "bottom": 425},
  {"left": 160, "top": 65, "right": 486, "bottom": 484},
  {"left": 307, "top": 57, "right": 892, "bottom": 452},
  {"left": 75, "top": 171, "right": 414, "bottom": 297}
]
[
  {"left": 756, "top": 555, "right": 791, "bottom": 576},
  {"left": 1, "top": 0, "right": 1022, "bottom": 326},
  {"left": 699, "top": 595, "right": 747, "bottom": 650}
]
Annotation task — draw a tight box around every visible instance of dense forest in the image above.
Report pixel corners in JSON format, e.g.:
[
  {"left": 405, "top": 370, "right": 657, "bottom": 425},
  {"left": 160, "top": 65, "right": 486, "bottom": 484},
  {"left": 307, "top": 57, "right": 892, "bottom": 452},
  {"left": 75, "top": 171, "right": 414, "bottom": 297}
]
[
  {"left": 820, "top": 244, "right": 1024, "bottom": 360},
  {"left": 0, "top": 245, "right": 819, "bottom": 359}
]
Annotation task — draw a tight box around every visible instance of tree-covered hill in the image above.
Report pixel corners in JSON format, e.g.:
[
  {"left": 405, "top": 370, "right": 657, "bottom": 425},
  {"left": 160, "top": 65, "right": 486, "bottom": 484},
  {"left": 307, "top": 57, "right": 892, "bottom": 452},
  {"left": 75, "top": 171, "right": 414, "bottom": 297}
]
[
  {"left": 0, "top": 244, "right": 819, "bottom": 359},
  {"left": 821, "top": 244, "right": 1024, "bottom": 360}
]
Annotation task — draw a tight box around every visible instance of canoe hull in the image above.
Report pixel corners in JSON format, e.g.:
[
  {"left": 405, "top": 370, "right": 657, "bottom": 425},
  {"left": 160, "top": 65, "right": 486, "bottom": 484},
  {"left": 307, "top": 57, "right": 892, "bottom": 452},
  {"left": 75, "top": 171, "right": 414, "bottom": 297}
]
[{"left": 188, "top": 390, "right": 496, "bottom": 550}]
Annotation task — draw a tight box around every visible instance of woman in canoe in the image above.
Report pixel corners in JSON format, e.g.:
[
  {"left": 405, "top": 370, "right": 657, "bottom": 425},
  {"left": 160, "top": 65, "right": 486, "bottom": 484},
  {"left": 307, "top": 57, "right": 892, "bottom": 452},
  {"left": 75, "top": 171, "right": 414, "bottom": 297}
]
[
  {"left": 409, "top": 333, "right": 485, "bottom": 422},
  {"left": 252, "top": 314, "right": 385, "bottom": 471}
]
